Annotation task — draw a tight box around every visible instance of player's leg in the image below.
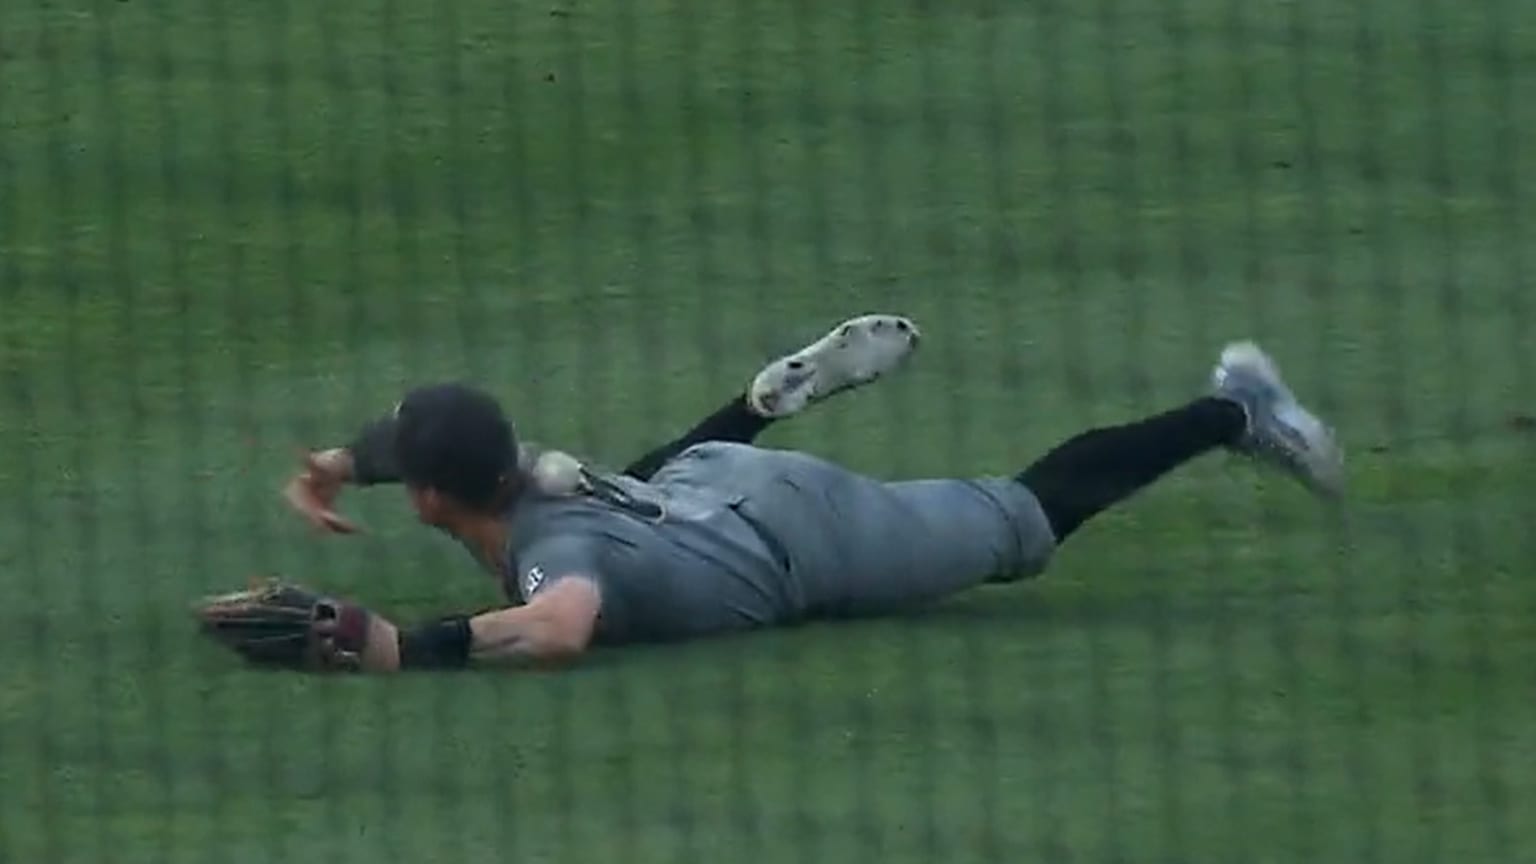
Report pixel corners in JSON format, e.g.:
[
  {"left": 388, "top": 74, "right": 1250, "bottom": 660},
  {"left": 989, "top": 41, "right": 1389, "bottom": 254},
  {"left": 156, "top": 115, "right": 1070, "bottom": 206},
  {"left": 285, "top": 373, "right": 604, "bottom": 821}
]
[
  {"left": 620, "top": 314, "right": 921, "bottom": 480},
  {"left": 1018, "top": 340, "right": 1343, "bottom": 543},
  {"left": 763, "top": 340, "right": 1343, "bottom": 616},
  {"left": 619, "top": 396, "right": 771, "bottom": 481}
]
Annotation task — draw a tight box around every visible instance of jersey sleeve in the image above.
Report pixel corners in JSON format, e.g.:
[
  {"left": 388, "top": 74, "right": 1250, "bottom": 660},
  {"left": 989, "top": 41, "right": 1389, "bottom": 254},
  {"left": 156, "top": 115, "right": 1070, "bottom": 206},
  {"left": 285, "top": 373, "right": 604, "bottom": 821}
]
[{"left": 508, "top": 534, "right": 608, "bottom": 605}]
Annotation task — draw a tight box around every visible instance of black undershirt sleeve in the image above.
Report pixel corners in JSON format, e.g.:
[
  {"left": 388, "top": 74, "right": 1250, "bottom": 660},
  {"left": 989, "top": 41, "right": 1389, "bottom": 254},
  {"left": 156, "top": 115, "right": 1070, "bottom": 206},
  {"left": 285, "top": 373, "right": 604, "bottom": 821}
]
[{"left": 347, "top": 415, "right": 402, "bottom": 486}]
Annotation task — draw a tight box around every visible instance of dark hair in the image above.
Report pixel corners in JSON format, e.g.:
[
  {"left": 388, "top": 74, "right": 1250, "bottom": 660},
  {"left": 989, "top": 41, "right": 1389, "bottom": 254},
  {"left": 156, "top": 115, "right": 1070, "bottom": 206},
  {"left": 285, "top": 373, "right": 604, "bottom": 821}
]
[{"left": 393, "top": 383, "right": 518, "bottom": 511}]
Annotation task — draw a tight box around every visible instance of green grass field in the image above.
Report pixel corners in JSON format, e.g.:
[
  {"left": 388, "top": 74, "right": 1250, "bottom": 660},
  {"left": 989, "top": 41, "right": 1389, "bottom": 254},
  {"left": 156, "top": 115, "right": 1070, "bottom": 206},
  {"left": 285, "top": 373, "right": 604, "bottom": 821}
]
[{"left": 2, "top": 1, "right": 1534, "bottom": 861}]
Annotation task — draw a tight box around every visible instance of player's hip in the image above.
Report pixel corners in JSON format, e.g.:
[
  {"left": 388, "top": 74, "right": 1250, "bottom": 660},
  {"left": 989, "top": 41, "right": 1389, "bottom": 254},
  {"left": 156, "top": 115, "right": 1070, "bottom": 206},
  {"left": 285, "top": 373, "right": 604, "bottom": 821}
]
[{"left": 735, "top": 472, "right": 1057, "bottom": 615}]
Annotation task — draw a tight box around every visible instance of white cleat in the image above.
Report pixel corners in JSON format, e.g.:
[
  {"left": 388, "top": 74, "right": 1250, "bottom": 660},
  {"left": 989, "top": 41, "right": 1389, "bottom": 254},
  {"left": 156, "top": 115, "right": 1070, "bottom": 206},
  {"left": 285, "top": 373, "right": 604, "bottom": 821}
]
[
  {"left": 1212, "top": 341, "right": 1345, "bottom": 498},
  {"left": 748, "top": 314, "right": 921, "bottom": 418}
]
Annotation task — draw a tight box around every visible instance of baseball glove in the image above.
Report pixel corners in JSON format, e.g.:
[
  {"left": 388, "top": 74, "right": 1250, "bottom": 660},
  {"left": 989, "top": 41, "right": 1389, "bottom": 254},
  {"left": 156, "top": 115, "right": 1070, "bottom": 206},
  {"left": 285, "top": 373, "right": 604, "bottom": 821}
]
[{"left": 194, "top": 578, "right": 373, "bottom": 672}]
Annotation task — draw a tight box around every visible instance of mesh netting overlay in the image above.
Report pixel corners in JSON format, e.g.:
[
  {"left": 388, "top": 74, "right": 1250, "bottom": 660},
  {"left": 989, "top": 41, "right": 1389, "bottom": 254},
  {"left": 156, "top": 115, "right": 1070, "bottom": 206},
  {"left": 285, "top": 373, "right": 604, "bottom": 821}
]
[{"left": 0, "top": 1, "right": 1531, "bottom": 862}]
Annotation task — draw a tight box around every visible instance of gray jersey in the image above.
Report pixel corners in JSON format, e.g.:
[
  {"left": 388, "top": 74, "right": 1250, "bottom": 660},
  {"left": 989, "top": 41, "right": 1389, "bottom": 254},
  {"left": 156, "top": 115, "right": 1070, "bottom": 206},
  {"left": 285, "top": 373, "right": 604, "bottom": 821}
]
[
  {"left": 502, "top": 442, "right": 1056, "bottom": 645},
  {"left": 501, "top": 445, "right": 799, "bottom": 645}
]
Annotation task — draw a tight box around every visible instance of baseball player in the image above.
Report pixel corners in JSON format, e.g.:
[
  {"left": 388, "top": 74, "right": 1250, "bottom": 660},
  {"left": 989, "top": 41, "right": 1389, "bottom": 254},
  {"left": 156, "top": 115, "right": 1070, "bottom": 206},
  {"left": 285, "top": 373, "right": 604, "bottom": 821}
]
[{"left": 197, "top": 326, "right": 1343, "bottom": 675}]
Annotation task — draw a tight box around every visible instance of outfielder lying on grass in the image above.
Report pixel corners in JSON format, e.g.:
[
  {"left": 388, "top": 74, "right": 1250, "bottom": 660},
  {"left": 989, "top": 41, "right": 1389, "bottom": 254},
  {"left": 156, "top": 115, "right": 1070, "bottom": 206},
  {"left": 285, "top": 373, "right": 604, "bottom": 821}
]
[{"left": 197, "top": 315, "right": 1344, "bottom": 674}]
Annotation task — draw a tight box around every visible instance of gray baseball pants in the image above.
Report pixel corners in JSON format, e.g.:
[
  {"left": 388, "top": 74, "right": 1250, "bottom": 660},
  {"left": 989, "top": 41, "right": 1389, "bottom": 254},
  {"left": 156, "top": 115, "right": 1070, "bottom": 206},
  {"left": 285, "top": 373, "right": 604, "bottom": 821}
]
[{"left": 658, "top": 443, "right": 1058, "bottom": 620}]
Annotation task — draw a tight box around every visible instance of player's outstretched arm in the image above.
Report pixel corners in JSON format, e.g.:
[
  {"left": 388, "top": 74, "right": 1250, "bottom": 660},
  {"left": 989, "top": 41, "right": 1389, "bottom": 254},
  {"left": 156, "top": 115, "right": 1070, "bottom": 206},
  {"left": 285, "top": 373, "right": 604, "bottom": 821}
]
[
  {"left": 195, "top": 577, "right": 600, "bottom": 674},
  {"left": 364, "top": 577, "right": 602, "bottom": 673},
  {"left": 467, "top": 578, "right": 600, "bottom": 666}
]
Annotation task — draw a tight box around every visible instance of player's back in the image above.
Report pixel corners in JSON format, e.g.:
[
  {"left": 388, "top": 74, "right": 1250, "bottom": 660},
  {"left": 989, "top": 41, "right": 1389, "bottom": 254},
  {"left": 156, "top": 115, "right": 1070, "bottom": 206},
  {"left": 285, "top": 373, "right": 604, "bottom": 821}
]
[{"left": 501, "top": 446, "right": 806, "bottom": 645}]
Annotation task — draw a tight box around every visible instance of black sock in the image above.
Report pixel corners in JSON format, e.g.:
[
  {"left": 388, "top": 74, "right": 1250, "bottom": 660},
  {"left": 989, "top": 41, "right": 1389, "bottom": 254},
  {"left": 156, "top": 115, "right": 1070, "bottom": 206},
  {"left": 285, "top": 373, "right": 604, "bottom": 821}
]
[
  {"left": 1017, "top": 396, "right": 1247, "bottom": 542},
  {"left": 621, "top": 395, "right": 772, "bottom": 480}
]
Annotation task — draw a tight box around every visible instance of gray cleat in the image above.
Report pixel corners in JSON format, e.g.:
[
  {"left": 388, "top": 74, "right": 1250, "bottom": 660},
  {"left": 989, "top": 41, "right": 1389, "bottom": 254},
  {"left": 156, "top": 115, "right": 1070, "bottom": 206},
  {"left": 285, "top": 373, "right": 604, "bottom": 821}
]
[
  {"left": 1211, "top": 341, "right": 1345, "bottom": 497},
  {"left": 748, "top": 314, "right": 921, "bottom": 418}
]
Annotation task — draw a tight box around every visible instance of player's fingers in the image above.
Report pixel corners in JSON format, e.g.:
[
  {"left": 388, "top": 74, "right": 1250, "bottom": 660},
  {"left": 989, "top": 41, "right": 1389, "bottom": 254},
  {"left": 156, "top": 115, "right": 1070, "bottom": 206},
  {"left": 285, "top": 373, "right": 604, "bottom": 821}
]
[
  {"left": 313, "top": 635, "right": 338, "bottom": 669},
  {"left": 282, "top": 462, "right": 356, "bottom": 534},
  {"left": 319, "top": 510, "right": 360, "bottom": 534},
  {"left": 282, "top": 482, "right": 329, "bottom": 525}
]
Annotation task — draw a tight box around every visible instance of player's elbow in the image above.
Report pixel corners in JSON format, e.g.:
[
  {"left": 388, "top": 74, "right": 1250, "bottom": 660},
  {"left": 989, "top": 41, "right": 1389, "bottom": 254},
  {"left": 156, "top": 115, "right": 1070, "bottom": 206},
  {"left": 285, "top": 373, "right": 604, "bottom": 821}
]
[
  {"left": 526, "top": 619, "right": 591, "bottom": 663},
  {"left": 468, "top": 600, "right": 593, "bottom": 669},
  {"left": 522, "top": 577, "right": 601, "bottom": 664},
  {"left": 472, "top": 576, "right": 600, "bottom": 668}
]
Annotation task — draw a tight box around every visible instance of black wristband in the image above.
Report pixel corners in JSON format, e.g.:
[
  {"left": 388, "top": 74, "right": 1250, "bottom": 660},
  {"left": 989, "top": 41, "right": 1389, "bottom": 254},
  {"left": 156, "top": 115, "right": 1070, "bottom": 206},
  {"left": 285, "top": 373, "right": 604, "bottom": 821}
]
[{"left": 397, "top": 615, "right": 474, "bottom": 669}]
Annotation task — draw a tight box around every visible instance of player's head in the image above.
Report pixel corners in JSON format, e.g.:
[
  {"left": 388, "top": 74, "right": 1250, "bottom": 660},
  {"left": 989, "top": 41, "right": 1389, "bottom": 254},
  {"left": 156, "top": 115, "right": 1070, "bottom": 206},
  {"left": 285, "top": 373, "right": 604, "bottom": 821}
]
[{"left": 392, "top": 382, "right": 520, "bottom": 525}]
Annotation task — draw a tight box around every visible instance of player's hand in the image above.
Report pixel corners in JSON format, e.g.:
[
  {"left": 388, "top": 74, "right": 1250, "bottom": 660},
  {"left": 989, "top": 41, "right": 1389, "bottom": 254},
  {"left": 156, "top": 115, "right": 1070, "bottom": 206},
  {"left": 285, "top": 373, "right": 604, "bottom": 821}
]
[
  {"left": 195, "top": 578, "right": 399, "bottom": 673},
  {"left": 284, "top": 448, "right": 360, "bottom": 534},
  {"left": 315, "top": 610, "right": 401, "bottom": 673}
]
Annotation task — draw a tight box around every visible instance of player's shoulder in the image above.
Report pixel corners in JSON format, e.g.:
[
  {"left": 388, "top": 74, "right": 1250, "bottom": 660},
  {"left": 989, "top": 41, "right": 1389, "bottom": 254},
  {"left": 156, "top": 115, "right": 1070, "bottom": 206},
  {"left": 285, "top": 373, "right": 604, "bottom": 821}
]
[
  {"left": 515, "top": 488, "right": 613, "bottom": 524},
  {"left": 505, "top": 528, "right": 607, "bottom": 598}
]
